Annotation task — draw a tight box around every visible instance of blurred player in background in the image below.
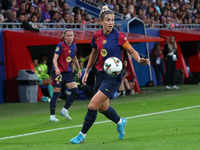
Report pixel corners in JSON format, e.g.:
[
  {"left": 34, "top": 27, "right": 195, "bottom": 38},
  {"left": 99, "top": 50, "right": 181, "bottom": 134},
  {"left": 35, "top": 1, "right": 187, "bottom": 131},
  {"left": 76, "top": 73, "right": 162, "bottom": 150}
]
[{"left": 50, "top": 29, "right": 81, "bottom": 122}]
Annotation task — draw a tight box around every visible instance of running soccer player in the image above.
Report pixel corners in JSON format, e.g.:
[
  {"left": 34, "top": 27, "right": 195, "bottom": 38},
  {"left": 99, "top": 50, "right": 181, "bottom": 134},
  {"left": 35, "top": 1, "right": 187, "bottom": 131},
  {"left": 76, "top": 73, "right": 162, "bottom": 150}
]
[
  {"left": 49, "top": 29, "right": 81, "bottom": 122},
  {"left": 70, "top": 6, "right": 150, "bottom": 144}
]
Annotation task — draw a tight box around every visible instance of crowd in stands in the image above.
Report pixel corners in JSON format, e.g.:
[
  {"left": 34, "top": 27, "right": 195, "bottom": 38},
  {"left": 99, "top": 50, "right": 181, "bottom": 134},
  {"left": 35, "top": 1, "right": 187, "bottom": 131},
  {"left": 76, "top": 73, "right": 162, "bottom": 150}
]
[{"left": 1, "top": 0, "right": 200, "bottom": 29}]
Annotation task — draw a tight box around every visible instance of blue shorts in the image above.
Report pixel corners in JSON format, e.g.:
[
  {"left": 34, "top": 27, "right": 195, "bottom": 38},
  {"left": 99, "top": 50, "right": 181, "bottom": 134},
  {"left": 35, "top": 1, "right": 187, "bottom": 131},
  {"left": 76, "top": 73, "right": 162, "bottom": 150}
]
[
  {"left": 94, "top": 71, "right": 122, "bottom": 98},
  {"left": 52, "top": 71, "right": 75, "bottom": 88}
]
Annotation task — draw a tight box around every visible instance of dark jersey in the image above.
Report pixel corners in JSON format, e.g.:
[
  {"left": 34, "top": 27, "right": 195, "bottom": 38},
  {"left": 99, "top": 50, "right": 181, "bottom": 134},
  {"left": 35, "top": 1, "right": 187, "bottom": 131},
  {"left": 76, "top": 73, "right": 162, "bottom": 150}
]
[
  {"left": 53, "top": 41, "right": 77, "bottom": 72},
  {"left": 91, "top": 28, "right": 130, "bottom": 72}
]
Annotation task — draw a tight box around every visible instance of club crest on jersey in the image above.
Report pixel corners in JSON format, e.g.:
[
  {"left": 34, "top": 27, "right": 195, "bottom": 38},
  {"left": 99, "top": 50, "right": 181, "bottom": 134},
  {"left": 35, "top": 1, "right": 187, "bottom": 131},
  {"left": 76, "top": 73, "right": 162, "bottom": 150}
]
[
  {"left": 56, "top": 81, "right": 60, "bottom": 85},
  {"left": 66, "top": 56, "right": 71, "bottom": 62},
  {"left": 100, "top": 49, "right": 107, "bottom": 57},
  {"left": 55, "top": 47, "right": 59, "bottom": 51},
  {"left": 69, "top": 50, "right": 71, "bottom": 53},
  {"left": 103, "top": 40, "right": 106, "bottom": 45}
]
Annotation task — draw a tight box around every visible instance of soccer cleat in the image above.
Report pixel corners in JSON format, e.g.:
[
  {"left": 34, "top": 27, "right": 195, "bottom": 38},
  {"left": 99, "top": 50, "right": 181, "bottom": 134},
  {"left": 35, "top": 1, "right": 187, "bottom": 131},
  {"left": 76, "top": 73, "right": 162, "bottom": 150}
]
[
  {"left": 131, "top": 91, "right": 135, "bottom": 95},
  {"left": 117, "top": 118, "right": 127, "bottom": 139},
  {"left": 49, "top": 116, "right": 59, "bottom": 122},
  {"left": 70, "top": 132, "right": 85, "bottom": 144},
  {"left": 172, "top": 85, "right": 179, "bottom": 89},
  {"left": 60, "top": 109, "right": 72, "bottom": 120},
  {"left": 165, "top": 85, "right": 171, "bottom": 89}
]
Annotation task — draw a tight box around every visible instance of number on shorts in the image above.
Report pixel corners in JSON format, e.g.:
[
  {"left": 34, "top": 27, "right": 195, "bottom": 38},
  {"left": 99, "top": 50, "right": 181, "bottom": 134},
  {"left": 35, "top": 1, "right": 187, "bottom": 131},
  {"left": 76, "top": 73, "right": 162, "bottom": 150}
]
[{"left": 55, "top": 75, "right": 62, "bottom": 82}]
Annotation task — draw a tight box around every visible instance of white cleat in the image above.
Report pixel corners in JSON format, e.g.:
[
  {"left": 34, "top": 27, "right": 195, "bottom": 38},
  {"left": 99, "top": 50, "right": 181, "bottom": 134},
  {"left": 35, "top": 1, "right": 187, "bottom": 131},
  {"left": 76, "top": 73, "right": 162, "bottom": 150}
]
[
  {"left": 50, "top": 116, "right": 59, "bottom": 122},
  {"left": 60, "top": 109, "right": 72, "bottom": 120},
  {"left": 165, "top": 85, "right": 171, "bottom": 89},
  {"left": 171, "top": 85, "right": 179, "bottom": 89}
]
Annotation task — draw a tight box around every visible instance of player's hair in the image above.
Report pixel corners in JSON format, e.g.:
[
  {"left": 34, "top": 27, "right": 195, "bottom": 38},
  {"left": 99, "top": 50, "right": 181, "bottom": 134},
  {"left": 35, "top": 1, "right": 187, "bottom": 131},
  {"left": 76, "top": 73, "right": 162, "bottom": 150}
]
[
  {"left": 99, "top": 6, "right": 114, "bottom": 20},
  {"left": 61, "top": 29, "right": 73, "bottom": 40}
]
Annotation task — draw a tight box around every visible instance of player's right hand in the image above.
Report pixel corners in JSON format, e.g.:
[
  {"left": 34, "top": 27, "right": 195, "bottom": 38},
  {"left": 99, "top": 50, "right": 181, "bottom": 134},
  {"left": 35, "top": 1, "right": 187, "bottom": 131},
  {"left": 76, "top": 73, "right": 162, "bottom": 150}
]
[
  {"left": 55, "top": 69, "right": 61, "bottom": 76},
  {"left": 82, "top": 73, "right": 88, "bottom": 85}
]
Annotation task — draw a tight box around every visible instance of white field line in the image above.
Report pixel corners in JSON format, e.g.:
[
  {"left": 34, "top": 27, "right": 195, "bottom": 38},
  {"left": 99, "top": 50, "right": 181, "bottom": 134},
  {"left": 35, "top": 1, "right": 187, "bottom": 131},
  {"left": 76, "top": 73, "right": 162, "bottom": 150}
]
[{"left": 0, "top": 105, "right": 200, "bottom": 141}]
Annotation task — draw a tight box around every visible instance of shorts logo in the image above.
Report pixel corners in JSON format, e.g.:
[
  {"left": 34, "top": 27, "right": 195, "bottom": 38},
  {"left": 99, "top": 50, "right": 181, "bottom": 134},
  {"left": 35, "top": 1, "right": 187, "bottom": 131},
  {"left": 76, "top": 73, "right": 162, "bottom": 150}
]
[
  {"left": 56, "top": 81, "right": 60, "bottom": 85},
  {"left": 100, "top": 49, "right": 107, "bottom": 57},
  {"left": 66, "top": 56, "right": 71, "bottom": 62},
  {"left": 124, "top": 37, "right": 127, "bottom": 40},
  {"left": 69, "top": 50, "right": 71, "bottom": 53},
  {"left": 55, "top": 47, "right": 59, "bottom": 52},
  {"left": 105, "top": 88, "right": 110, "bottom": 92},
  {"left": 103, "top": 40, "right": 106, "bottom": 45}
]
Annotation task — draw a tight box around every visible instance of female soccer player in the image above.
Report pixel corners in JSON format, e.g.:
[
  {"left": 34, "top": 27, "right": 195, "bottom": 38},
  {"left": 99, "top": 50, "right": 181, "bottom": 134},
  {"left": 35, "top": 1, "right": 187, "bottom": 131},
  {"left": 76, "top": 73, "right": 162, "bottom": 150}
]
[
  {"left": 50, "top": 29, "right": 81, "bottom": 122},
  {"left": 70, "top": 6, "right": 150, "bottom": 143}
]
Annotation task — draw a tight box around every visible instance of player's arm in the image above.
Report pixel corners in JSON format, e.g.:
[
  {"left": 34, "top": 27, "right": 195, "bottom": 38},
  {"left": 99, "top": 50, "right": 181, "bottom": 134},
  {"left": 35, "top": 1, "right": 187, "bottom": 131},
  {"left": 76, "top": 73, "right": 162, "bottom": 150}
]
[
  {"left": 125, "top": 45, "right": 150, "bottom": 66},
  {"left": 82, "top": 48, "right": 98, "bottom": 85},
  {"left": 85, "top": 48, "right": 98, "bottom": 74},
  {"left": 53, "top": 53, "right": 60, "bottom": 75},
  {"left": 72, "top": 55, "right": 82, "bottom": 78}
]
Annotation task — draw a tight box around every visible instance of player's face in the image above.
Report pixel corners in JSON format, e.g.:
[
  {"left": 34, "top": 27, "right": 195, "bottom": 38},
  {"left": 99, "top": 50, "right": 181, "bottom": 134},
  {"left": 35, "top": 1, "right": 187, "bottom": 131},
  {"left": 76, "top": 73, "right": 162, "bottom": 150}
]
[
  {"left": 33, "top": 59, "right": 38, "bottom": 66},
  {"left": 79, "top": 62, "right": 83, "bottom": 69},
  {"left": 64, "top": 31, "right": 74, "bottom": 44},
  {"left": 102, "top": 14, "right": 114, "bottom": 34},
  {"left": 123, "top": 60, "right": 128, "bottom": 67}
]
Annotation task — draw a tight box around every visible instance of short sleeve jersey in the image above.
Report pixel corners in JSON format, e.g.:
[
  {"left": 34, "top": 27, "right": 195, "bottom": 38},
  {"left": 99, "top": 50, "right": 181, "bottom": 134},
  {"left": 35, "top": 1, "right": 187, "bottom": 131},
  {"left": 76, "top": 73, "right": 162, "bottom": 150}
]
[
  {"left": 53, "top": 41, "right": 77, "bottom": 72},
  {"left": 91, "top": 28, "right": 130, "bottom": 72}
]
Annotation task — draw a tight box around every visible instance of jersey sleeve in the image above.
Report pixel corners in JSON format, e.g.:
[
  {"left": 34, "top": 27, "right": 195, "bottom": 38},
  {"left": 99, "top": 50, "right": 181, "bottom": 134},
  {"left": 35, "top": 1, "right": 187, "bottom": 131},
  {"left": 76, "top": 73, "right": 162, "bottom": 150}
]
[
  {"left": 91, "top": 36, "right": 97, "bottom": 48},
  {"left": 54, "top": 42, "right": 62, "bottom": 55},
  {"left": 118, "top": 33, "right": 131, "bottom": 50}
]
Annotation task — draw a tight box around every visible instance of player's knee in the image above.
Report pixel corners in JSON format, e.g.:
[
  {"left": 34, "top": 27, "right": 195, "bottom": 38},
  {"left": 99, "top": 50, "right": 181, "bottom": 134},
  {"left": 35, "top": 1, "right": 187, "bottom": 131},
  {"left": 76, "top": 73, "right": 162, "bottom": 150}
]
[
  {"left": 88, "top": 103, "right": 98, "bottom": 110},
  {"left": 71, "top": 88, "right": 78, "bottom": 97}
]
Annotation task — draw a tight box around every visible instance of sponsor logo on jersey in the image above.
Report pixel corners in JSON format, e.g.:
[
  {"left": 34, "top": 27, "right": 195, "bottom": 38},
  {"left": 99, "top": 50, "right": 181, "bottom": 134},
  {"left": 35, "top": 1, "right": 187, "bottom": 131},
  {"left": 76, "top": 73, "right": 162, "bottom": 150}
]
[
  {"left": 100, "top": 49, "right": 107, "bottom": 57},
  {"left": 66, "top": 56, "right": 71, "bottom": 62}
]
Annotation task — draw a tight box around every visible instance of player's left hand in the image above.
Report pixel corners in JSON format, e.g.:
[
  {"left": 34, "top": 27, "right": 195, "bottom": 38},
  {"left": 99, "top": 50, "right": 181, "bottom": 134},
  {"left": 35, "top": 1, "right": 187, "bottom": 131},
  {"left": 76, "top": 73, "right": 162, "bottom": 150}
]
[
  {"left": 139, "top": 58, "right": 150, "bottom": 66},
  {"left": 78, "top": 70, "right": 82, "bottom": 78}
]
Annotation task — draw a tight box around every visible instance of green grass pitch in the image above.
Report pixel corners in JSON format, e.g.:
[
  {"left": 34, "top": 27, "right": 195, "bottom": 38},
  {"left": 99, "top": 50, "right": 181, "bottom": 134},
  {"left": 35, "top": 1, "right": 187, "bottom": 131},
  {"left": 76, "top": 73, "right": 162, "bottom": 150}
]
[{"left": 0, "top": 85, "right": 200, "bottom": 150}]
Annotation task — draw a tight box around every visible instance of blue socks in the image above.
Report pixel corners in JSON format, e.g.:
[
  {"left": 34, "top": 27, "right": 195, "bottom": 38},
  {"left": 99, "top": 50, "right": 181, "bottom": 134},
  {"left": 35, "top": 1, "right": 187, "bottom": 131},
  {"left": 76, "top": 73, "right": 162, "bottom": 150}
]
[
  {"left": 100, "top": 106, "right": 120, "bottom": 123},
  {"left": 50, "top": 92, "right": 60, "bottom": 115},
  {"left": 64, "top": 88, "right": 78, "bottom": 109},
  {"left": 80, "top": 106, "right": 120, "bottom": 134},
  {"left": 81, "top": 108, "right": 98, "bottom": 134}
]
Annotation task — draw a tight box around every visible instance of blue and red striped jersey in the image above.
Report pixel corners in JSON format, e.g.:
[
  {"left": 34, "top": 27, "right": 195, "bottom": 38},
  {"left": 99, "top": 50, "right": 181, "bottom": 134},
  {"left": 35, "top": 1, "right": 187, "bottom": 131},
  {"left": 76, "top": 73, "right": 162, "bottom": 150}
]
[
  {"left": 91, "top": 28, "right": 129, "bottom": 72},
  {"left": 53, "top": 41, "right": 77, "bottom": 72}
]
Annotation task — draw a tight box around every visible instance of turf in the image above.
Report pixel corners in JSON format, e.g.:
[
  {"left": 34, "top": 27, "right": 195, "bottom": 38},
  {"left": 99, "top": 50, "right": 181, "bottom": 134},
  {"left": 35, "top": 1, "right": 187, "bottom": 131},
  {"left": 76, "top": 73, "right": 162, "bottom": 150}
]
[{"left": 0, "top": 85, "right": 200, "bottom": 150}]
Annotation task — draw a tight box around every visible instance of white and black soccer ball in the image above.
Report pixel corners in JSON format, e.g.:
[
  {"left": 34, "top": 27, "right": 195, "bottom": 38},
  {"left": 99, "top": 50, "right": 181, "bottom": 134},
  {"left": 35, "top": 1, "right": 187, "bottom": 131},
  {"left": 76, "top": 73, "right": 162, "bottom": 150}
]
[{"left": 104, "top": 57, "right": 122, "bottom": 76}]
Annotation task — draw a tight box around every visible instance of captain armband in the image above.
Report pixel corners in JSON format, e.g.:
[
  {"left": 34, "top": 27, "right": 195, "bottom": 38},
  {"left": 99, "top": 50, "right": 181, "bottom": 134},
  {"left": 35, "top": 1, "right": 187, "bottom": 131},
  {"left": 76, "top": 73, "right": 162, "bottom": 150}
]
[{"left": 122, "top": 41, "right": 131, "bottom": 50}]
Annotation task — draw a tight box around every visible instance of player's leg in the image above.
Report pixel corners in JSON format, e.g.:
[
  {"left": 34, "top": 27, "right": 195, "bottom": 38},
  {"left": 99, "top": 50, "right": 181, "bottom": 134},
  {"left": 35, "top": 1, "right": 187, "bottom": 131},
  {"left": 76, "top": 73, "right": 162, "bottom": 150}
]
[
  {"left": 118, "top": 80, "right": 126, "bottom": 96},
  {"left": 60, "top": 81, "right": 78, "bottom": 120},
  {"left": 123, "top": 78, "right": 131, "bottom": 95},
  {"left": 50, "top": 87, "right": 61, "bottom": 121},
  {"left": 50, "top": 73, "right": 63, "bottom": 122},
  {"left": 99, "top": 99, "right": 127, "bottom": 139},
  {"left": 70, "top": 90, "right": 108, "bottom": 144},
  {"left": 129, "top": 81, "right": 135, "bottom": 95}
]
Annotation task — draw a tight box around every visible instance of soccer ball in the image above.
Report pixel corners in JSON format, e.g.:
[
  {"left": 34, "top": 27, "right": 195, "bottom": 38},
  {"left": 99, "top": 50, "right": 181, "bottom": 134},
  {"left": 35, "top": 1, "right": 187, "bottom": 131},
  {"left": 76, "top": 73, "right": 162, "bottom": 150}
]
[{"left": 104, "top": 57, "right": 122, "bottom": 76}]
